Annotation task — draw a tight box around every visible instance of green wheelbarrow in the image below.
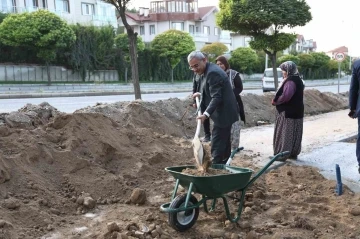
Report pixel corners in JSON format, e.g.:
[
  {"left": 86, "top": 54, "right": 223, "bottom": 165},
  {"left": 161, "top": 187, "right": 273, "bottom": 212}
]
[{"left": 160, "top": 148, "right": 290, "bottom": 232}]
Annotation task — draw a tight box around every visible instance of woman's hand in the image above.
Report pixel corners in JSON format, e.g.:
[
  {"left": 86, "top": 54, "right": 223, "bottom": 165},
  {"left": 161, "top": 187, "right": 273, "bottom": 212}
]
[{"left": 271, "top": 99, "right": 276, "bottom": 106}]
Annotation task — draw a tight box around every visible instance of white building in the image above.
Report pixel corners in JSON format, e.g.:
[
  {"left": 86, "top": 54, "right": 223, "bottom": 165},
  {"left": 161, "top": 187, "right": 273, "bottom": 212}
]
[
  {"left": 0, "top": 0, "right": 117, "bottom": 28},
  {"left": 118, "top": 0, "right": 232, "bottom": 51}
]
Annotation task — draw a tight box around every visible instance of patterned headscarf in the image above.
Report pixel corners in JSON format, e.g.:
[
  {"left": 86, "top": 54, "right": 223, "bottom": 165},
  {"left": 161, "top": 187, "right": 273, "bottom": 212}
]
[{"left": 279, "top": 61, "right": 299, "bottom": 79}]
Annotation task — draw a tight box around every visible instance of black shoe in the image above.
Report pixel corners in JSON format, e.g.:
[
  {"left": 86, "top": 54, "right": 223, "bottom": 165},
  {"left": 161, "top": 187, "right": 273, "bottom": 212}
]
[
  {"left": 289, "top": 155, "right": 298, "bottom": 160},
  {"left": 201, "top": 136, "right": 211, "bottom": 142}
]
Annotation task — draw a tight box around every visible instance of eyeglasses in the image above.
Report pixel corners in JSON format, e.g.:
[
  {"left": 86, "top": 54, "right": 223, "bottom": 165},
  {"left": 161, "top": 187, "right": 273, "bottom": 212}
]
[{"left": 189, "top": 63, "right": 199, "bottom": 70}]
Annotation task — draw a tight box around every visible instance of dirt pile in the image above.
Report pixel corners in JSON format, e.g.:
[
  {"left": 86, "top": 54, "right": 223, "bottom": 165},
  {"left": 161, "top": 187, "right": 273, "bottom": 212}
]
[{"left": 0, "top": 89, "right": 358, "bottom": 239}]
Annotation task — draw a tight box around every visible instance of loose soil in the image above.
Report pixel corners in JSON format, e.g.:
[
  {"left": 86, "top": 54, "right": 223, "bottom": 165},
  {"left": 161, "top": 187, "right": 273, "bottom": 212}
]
[{"left": 0, "top": 89, "right": 359, "bottom": 239}]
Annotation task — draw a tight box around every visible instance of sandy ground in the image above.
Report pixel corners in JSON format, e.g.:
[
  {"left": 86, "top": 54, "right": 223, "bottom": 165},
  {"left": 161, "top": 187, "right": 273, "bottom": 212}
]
[{"left": 1, "top": 89, "right": 360, "bottom": 239}]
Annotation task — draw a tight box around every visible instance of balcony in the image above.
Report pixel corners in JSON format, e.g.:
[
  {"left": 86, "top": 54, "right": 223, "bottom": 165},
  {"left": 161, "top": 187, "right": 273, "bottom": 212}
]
[{"left": 190, "top": 33, "right": 209, "bottom": 43}]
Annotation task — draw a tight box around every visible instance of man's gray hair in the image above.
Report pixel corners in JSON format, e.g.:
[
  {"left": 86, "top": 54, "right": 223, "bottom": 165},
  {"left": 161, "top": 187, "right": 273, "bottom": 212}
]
[{"left": 187, "top": 51, "right": 205, "bottom": 62}]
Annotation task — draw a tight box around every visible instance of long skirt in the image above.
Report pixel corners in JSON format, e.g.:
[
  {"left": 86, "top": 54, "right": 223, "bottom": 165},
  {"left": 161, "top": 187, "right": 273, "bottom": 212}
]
[
  {"left": 230, "top": 120, "right": 241, "bottom": 149},
  {"left": 273, "top": 111, "right": 303, "bottom": 156}
]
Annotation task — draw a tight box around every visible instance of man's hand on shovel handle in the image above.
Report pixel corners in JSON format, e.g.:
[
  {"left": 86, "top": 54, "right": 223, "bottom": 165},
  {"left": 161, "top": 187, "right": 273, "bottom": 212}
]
[{"left": 197, "top": 114, "right": 207, "bottom": 123}]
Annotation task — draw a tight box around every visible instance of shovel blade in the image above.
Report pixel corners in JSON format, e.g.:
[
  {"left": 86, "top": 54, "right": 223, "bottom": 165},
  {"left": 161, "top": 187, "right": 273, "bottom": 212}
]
[{"left": 192, "top": 136, "right": 204, "bottom": 167}]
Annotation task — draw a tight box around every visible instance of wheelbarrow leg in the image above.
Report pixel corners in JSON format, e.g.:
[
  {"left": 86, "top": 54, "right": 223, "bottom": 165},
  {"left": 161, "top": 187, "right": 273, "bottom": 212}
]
[
  {"left": 210, "top": 199, "right": 217, "bottom": 212},
  {"left": 221, "top": 189, "right": 246, "bottom": 223},
  {"left": 171, "top": 179, "right": 180, "bottom": 201},
  {"left": 202, "top": 195, "right": 209, "bottom": 213},
  {"left": 184, "top": 182, "right": 194, "bottom": 208}
]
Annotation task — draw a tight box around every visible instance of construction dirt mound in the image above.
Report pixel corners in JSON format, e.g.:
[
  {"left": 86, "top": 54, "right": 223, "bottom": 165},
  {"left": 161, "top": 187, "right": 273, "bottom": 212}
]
[{"left": 1, "top": 89, "right": 359, "bottom": 239}]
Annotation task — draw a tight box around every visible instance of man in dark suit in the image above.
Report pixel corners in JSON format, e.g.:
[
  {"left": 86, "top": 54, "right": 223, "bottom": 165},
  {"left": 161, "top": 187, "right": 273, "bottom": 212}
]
[
  {"left": 188, "top": 51, "right": 239, "bottom": 164},
  {"left": 349, "top": 58, "right": 360, "bottom": 174}
]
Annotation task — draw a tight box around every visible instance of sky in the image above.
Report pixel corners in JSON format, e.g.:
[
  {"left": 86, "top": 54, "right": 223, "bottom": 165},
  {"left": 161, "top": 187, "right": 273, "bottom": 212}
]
[{"left": 129, "top": 0, "right": 360, "bottom": 56}]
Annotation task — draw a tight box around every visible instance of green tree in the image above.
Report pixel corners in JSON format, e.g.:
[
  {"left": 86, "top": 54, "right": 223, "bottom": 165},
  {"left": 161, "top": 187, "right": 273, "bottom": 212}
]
[
  {"left": 229, "top": 47, "right": 258, "bottom": 74},
  {"left": 0, "top": 10, "right": 75, "bottom": 85},
  {"left": 297, "top": 53, "right": 315, "bottom": 79},
  {"left": 277, "top": 54, "right": 300, "bottom": 66},
  {"left": 115, "top": 33, "right": 145, "bottom": 82},
  {"left": 104, "top": 0, "right": 142, "bottom": 99},
  {"left": 217, "top": 0, "right": 312, "bottom": 90},
  {"left": 151, "top": 29, "right": 195, "bottom": 83},
  {"left": 328, "top": 60, "right": 339, "bottom": 77},
  {"left": 200, "top": 42, "right": 228, "bottom": 62},
  {"left": 68, "top": 25, "right": 117, "bottom": 81},
  {"left": 310, "top": 52, "right": 330, "bottom": 79},
  {"left": 0, "top": 13, "right": 8, "bottom": 24}
]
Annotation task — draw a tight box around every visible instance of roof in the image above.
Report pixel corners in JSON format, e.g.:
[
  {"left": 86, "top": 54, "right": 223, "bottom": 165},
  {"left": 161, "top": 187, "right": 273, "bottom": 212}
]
[
  {"left": 122, "top": 6, "right": 217, "bottom": 22},
  {"left": 327, "top": 46, "right": 348, "bottom": 53},
  {"left": 297, "top": 34, "right": 304, "bottom": 41}
]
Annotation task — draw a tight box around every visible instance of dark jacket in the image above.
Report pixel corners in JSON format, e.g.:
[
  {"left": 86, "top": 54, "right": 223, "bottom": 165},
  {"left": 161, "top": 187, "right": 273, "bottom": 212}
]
[
  {"left": 200, "top": 63, "right": 239, "bottom": 128},
  {"left": 349, "top": 59, "right": 360, "bottom": 117},
  {"left": 227, "top": 70, "right": 246, "bottom": 123},
  {"left": 274, "top": 75, "right": 304, "bottom": 119}
]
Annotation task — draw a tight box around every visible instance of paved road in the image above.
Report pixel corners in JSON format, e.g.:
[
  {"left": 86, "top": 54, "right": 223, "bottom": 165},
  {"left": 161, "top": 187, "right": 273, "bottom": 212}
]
[{"left": 0, "top": 84, "right": 351, "bottom": 113}]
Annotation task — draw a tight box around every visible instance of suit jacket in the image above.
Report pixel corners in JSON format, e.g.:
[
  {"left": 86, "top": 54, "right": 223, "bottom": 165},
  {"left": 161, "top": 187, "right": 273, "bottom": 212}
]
[
  {"left": 349, "top": 59, "right": 360, "bottom": 117},
  {"left": 200, "top": 62, "right": 239, "bottom": 128}
]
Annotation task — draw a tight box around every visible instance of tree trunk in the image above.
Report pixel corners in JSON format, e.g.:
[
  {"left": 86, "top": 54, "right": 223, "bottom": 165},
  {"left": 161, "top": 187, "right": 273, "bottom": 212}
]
[
  {"left": 128, "top": 33, "right": 141, "bottom": 99},
  {"left": 110, "top": 1, "right": 141, "bottom": 99},
  {"left": 171, "top": 68, "right": 174, "bottom": 83},
  {"left": 46, "top": 62, "right": 51, "bottom": 86},
  {"left": 125, "top": 67, "right": 128, "bottom": 83},
  {"left": 270, "top": 53, "right": 278, "bottom": 90}
]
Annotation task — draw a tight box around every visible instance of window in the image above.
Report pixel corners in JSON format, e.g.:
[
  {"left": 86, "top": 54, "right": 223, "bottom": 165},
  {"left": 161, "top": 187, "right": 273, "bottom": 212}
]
[
  {"left": 81, "top": 3, "right": 94, "bottom": 15},
  {"left": 203, "top": 26, "right": 210, "bottom": 35},
  {"left": 171, "top": 22, "right": 184, "bottom": 31},
  {"left": 214, "top": 27, "right": 220, "bottom": 36},
  {"left": 1, "top": 0, "right": 16, "bottom": 12},
  {"left": 55, "top": 0, "right": 69, "bottom": 13},
  {"left": 139, "top": 26, "right": 145, "bottom": 35},
  {"left": 24, "top": 0, "right": 38, "bottom": 7},
  {"left": 150, "top": 25, "right": 155, "bottom": 35},
  {"left": 189, "top": 25, "right": 195, "bottom": 34},
  {"left": 42, "top": 0, "right": 47, "bottom": 8}
]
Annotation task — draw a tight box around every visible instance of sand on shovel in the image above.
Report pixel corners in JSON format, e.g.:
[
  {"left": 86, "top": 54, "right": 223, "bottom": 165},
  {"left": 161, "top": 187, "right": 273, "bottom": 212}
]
[{"left": 182, "top": 144, "right": 232, "bottom": 176}]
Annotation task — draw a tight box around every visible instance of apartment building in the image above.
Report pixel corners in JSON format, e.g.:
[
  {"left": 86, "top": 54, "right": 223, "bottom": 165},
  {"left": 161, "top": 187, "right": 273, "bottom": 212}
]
[
  {"left": 118, "top": 0, "right": 232, "bottom": 51},
  {"left": 0, "top": 0, "right": 117, "bottom": 28},
  {"left": 284, "top": 34, "right": 317, "bottom": 55}
]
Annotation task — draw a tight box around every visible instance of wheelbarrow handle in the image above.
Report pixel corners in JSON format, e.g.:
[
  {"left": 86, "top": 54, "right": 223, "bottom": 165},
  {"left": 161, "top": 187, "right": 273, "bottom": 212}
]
[{"left": 245, "top": 151, "right": 290, "bottom": 189}]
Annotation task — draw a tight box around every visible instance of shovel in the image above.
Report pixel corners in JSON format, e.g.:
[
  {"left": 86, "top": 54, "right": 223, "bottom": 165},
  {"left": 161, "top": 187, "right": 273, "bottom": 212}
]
[{"left": 192, "top": 96, "right": 204, "bottom": 170}]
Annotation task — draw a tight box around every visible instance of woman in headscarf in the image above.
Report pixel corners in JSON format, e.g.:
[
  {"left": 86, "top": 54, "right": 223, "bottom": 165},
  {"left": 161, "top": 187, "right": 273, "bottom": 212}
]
[
  {"left": 215, "top": 55, "right": 246, "bottom": 149},
  {"left": 272, "top": 61, "right": 305, "bottom": 161}
]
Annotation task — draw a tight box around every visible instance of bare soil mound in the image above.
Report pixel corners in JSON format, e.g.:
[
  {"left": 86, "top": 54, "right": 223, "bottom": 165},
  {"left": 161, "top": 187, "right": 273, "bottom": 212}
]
[{"left": 0, "top": 89, "right": 358, "bottom": 239}]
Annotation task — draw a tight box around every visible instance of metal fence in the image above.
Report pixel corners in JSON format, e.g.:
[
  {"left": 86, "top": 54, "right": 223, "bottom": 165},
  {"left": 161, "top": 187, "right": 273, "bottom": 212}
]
[{"left": 0, "top": 64, "right": 119, "bottom": 82}]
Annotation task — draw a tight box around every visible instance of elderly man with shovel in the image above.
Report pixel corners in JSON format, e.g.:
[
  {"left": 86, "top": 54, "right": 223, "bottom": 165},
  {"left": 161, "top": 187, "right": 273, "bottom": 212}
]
[{"left": 188, "top": 51, "right": 239, "bottom": 170}]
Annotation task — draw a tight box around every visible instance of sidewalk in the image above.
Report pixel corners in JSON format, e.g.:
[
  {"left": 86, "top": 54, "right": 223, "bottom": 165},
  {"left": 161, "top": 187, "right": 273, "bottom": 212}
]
[
  {"left": 240, "top": 109, "right": 359, "bottom": 192},
  {"left": 0, "top": 78, "right": 351, "bottom": 99}
]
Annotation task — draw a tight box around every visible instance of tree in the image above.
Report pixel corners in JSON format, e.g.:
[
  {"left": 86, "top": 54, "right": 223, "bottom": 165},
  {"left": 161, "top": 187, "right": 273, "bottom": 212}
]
[
  {"left": 297, "top": 53, "right": 315, "bottom": 79},
  {"left": 200, "top": 42, "right": 228, "bottom": 62},
  {"left": 151, "top": 30, "right": 195, "bottom": 83},
  {"left": 0, "top": 10, "right": 75, "bottom": 85},
  {"left": 229, "top": 47, "right": 258, "bottom": 74},
  {"left": 277, "top": 54, "right": 300, "bottom": 66},
  {"left": 310, "top": 52, "right": 330, "bottom": 79},
  {"left": 217, "top": 0, "right": 312, "bottom": 90},
  {"left": 115, "top": 33, "right": 145, "bottom": 82},
  {"left": 104, "top": 0, "right": 141, "bottom": 99}
]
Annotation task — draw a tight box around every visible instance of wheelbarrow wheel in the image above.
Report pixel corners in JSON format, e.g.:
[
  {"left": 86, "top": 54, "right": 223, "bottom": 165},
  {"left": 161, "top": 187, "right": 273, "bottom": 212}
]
[{"left": 168, "top": 194, "right": 199, "bottom": 232}]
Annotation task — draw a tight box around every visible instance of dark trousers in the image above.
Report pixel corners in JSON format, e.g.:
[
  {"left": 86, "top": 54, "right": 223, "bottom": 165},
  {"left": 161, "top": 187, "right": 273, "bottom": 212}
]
[
  {"left": 357, "top": 118, "right": 360, "bottom": 166},
  {"left": 211, "top": 125, "right": 232, "bottom": 164},
  {"left": 203, "top": 118, "right": 211, "bottom": 137}
]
